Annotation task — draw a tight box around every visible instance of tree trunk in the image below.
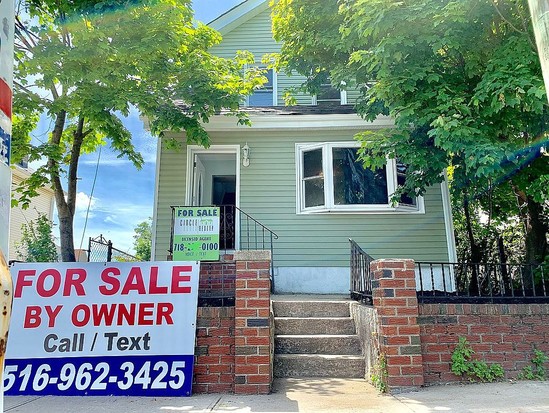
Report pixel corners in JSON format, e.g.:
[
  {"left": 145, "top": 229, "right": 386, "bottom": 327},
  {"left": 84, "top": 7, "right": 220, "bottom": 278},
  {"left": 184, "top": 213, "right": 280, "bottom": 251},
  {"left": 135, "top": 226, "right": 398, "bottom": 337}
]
[
  {"left": 524, "top": 195, "right": 548, "bottom": 266},
  {"left": 512, "top": 185, "right": 548, "bottom": 290},
  {"left": 463, "top": 194, "right": 482, "bottom": 295},
  {"left": 48, "top": 112, "right": 87, "bottom": 262}
]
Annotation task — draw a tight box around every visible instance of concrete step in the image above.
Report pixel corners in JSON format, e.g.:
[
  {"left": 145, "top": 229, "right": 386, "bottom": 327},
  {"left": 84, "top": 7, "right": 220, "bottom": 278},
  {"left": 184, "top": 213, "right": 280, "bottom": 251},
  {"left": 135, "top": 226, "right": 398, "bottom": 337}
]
[
  {"left": 274, "top": 354, "right": 365, "bottom": 378},
  {"left": 275, "top": 334, "right": 362, "bottom": 355},
  {"left": 274, "top": 317, "right": 356, "bottom": 335},
  {"left": 272, "top": 301, "right": 350, "bottom": 318}
]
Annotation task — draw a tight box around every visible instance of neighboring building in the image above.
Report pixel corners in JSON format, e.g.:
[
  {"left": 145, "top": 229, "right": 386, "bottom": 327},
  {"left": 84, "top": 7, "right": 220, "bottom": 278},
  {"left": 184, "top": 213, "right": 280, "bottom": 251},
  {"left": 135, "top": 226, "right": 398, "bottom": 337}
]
[
  {"left": 151, "top": 0, "right": 456, "bottom": 294},
  {"left": 9, "top": 163, "right": 55, "bottom": 261}
]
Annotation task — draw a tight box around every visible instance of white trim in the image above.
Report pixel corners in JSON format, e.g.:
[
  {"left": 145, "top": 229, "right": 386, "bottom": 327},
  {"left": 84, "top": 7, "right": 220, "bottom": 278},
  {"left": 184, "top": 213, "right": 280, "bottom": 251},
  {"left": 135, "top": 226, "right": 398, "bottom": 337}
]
[
  {"left": 209, "top": 0, "right": 269, "bottom": 35},
  {"left": 151, "top": 138, "right": 162, "bottom": 260},
  {"left": 295, "top": 142, "right": 425, "bottom": 215},
  {"left": 441, "top": 172, "right": 457, "bottom": 262},
  {"left": 204, "top": 113, "right": 394, "bottom": 132}
]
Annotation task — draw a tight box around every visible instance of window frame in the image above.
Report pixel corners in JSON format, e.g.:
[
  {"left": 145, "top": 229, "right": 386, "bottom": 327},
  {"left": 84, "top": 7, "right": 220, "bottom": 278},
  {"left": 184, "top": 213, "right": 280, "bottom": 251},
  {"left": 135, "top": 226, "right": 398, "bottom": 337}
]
[
  {"left": 295, "top": 142, "right": 425, "bottom": 214},
  {"left": 245, "top": 66, "right": 277, "bottom": 107}
]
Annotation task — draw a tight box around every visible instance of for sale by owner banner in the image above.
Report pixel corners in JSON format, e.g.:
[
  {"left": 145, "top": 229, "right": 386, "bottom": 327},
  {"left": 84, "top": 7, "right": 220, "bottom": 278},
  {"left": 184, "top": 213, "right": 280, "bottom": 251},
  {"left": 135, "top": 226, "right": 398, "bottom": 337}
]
[{"left": 4, "top": 261, "right": 199, "bottom": 396}]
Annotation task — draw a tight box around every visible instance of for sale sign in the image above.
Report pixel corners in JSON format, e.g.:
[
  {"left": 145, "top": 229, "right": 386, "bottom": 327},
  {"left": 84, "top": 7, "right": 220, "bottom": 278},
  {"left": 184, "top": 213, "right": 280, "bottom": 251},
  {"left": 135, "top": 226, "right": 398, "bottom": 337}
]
[
  {"left": 4, "top": 261, "right": 199, "bottom": 396},
  {"left": 172, "top": 207, "right": 220, "bottom": 261}
]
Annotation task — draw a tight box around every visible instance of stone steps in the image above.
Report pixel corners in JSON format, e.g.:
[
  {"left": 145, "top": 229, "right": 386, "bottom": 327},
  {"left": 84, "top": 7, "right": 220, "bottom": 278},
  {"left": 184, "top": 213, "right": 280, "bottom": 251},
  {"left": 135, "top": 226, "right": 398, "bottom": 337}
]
[{"left": 272, "top": 296, "right": 365, "bottom": 379}]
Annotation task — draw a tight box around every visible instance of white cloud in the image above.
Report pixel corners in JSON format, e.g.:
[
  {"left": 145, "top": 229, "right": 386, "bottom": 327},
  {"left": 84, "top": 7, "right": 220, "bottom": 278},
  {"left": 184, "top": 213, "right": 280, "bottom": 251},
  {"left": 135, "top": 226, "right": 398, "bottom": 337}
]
[{"left": 75, "top": 192, "right": 98, "bottom": 215}]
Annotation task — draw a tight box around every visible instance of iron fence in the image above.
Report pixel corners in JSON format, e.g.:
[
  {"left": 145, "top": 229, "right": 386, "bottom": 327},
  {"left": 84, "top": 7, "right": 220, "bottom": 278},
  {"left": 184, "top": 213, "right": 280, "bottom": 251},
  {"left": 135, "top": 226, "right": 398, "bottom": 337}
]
[
  {"left": 416, "top": 261, "right": 548, "bottom": 302},
  {"left": 349, "top": 239, "right": 374, "bottom": 305},
  {"left": 88, "top": 235, "right": 138, "bottom": 262}
]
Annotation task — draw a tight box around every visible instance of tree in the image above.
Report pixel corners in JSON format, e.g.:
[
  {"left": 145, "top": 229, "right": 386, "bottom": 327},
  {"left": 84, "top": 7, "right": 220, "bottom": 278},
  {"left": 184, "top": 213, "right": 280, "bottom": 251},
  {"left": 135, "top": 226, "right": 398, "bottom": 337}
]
[
  {"left": 133, "top": 217, "right": 151, "bottom": 261},
  {"left": 15, "top": 214, "right": 58, "bottom": 262},
  {"left": 271, "top": 0, "right": 548, "bottom": 267},
  {"left": 12, "top": 0, "right": 263, "bottom": 261}
]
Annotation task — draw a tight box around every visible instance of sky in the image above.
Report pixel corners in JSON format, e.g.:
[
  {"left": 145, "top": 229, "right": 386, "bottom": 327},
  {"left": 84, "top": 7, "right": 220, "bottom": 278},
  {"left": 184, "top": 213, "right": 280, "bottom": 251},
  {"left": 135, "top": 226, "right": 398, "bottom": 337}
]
[{"left": 29, "top": 0, "right": 244, "bottom": 255}]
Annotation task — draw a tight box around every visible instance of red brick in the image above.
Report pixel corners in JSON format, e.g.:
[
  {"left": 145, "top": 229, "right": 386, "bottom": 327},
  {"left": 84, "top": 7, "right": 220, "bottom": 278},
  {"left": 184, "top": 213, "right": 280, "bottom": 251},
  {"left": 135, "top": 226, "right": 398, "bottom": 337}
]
[
  {"left": 385, "top": 336, "right": 411, "bottom": 345},
  {"left": 246, "top": 355, "right": 270, "bottom": 364},
  {"left": 246, "top": 336, "right": 270, "bottom": 346},
  {"left": 236, "top": 289, "right": 259, "bottom": 298},
  {"left": 247, "top": 279, "right": 270, "bottom": 289},
  {"left": 246, "top": 298, "right": 270, "bottom": 308},
  {"left": 235, "top": 365, "right": 259, "bottom": 374},
  {"left": 247, "top": 374, "right": 271, "bottom": 384},
  {"left": 235, "top": 308, "right": 257, "bottom": 318},
  {"left": 401, "top": 366, "right": 424, "bottom": 376},
  {"left": 247, "top": 261, "right": 270, "bottom": 270}
]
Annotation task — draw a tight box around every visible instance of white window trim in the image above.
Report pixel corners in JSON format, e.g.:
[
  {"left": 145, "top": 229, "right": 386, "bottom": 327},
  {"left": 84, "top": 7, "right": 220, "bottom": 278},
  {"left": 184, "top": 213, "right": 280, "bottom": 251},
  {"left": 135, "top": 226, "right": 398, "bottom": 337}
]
[
  {"left": 295, "top": 142, "right": 425, "bottom": 215},
  {"left": 245, "top": 67, "right": 277, "bottom": 106}
]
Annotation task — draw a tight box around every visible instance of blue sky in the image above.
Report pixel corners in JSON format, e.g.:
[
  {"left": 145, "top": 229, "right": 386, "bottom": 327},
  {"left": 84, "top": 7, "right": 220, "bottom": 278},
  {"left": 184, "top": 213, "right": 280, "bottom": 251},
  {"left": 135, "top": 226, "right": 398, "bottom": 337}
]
[{"left": 32, "top": 0, "right": 244, "bottom": 254}]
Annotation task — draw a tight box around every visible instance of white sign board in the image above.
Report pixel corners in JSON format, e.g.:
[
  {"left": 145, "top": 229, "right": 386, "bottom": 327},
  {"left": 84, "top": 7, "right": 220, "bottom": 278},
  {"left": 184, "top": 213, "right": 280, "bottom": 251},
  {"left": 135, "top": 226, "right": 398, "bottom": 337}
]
[{"left": 4, "top": 261, "right": 200, "bottom": 396}]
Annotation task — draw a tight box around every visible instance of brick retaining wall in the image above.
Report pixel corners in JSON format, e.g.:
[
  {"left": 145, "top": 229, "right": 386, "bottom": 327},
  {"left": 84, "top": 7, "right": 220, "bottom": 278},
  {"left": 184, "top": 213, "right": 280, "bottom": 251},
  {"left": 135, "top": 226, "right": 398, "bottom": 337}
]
[
  {"left": 419, "top": 302, "right": 549, "bottom": 384},
  {"left": 364, "top": 259, "right": 549, "bottom": 393}
]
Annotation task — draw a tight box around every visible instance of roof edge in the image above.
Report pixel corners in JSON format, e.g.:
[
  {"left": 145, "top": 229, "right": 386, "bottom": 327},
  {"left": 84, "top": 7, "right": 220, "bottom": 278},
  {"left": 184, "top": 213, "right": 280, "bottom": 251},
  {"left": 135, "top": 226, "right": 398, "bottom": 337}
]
[{"left": 208, "top": 0, "right": 269, "bottom": 35}]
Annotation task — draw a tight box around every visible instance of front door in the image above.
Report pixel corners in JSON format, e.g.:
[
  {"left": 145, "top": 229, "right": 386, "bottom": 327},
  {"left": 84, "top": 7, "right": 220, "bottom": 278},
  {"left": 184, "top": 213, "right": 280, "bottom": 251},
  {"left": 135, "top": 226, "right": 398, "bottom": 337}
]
[
  {"left": 188, "top": 146, "right": 239, "bottom": 250},
  {"left": 212, "top": 176, "right": 236, "bottom": 249}
]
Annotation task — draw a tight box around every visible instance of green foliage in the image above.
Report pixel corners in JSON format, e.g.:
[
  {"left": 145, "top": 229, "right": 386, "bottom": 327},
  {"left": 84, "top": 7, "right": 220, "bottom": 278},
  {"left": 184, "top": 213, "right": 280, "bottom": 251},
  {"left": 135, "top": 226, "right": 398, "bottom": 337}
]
[
  {"left": 13, "top": 0, "right": 262, "bottom": 261},
  {"left": 518, "top": 350, "right": 548, "bottom": 380},
  {"left": 451, "top": 338, "right": 505, "bottom": 382},
  {"left": 271, "top": 0, "right": 548, "bottom": 265},
  {"left": 133, "top": 217, "right": 152, "bottom": 261},
  {"left": 370, "top": 353, "right": 388, "bottom": 393},
  {"left": 15, "top": 214, "right": 59, "bottom": 262}
]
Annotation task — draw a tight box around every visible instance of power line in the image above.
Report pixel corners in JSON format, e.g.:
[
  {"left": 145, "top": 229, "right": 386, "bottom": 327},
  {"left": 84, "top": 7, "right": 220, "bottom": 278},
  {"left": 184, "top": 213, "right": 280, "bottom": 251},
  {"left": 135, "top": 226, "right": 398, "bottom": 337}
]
[{"left": 78, "top": 147, "right": 101, "bottom": 253}]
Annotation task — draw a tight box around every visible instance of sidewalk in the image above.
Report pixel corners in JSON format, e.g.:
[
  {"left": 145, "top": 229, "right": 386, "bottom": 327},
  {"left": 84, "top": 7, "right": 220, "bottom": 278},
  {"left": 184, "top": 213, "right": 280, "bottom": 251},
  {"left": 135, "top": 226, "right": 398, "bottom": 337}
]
[{"left": 5, "top": 378, "right": 549, "bottom": 413}]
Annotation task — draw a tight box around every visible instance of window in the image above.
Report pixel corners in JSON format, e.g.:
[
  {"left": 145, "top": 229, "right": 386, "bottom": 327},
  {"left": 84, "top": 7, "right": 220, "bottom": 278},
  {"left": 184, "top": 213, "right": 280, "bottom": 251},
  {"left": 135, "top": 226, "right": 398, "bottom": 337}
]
[
  {"left": 296, "top": 143, "right": 423, "bottom": 214},
  {"left": 247, "top": 68, "right": 276, "bottom": 106},
  {"left": 312, "top": 81, "right": 347, "bottom": 105}
]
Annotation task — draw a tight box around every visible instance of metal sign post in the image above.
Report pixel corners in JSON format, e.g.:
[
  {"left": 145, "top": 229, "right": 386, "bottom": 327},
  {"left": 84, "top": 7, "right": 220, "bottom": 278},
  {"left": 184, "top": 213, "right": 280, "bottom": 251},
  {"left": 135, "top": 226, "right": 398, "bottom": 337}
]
[
  {"left": 0, "top": 0, "right": 14, "bottom": 409},
  {"left": 529, "top": 0, "right": 549, "bottom": 103}
]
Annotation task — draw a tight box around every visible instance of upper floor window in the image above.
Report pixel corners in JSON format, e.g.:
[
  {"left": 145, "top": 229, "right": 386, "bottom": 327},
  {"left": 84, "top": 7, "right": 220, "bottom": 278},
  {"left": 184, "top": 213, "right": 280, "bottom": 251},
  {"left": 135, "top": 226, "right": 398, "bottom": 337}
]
[
  {"left": 312, "top": 81, "right": 347, "bottom": 105},
  {"left": 246, "top": 68, "right": 276, "bottom": 106},
  {"left": 296, "top": 143, "right": 423, "bottom": 214}
]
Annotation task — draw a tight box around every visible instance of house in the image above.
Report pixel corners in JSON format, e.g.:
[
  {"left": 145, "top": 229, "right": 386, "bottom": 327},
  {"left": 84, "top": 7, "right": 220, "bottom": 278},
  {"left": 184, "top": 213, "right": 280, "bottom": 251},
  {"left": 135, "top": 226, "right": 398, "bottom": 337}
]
[
  {"left": 151, "top": 0, "right": 456, "bottom": 294},
  {"left": 9, "top": 163, "right": 56, "bottom": 261}
]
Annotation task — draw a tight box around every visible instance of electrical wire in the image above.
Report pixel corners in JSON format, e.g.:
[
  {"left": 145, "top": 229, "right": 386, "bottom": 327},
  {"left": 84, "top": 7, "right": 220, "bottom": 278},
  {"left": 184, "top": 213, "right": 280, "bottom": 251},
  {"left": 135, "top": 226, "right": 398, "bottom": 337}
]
[{"left": 78, "top": 146, "right": 101, "bottom": 254}]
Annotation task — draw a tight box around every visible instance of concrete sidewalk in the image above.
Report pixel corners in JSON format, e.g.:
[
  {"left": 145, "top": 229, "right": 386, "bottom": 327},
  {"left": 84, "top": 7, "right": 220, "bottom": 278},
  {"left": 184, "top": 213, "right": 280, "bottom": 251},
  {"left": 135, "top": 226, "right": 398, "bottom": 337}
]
[{"left": 5, "top": 378, "right": 549, "bottom": 412}]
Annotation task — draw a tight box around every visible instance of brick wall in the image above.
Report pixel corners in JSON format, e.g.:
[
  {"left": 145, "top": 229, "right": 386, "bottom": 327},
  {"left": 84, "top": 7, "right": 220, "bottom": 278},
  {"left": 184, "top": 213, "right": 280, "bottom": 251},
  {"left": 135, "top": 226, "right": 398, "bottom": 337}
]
[
  {"left": 193, "top": 251, "right": 272, "bottom": 395},
  {"left": 419, "top": 303, "right": 549, "bottom": 384},
  {"left": 194, "top": 306, "right": 235, "bottom": 393},
  {"left": 366, "top": 259, "right": 549, "bottom": 393}
]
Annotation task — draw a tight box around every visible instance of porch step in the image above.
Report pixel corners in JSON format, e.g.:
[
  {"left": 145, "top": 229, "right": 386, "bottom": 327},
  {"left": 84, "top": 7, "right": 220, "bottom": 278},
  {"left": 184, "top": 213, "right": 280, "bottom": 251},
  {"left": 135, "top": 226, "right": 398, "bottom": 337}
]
[
  {"left": 272, "top": 296, "right": 364, "bottom": 379},
  {"left": 274, "top": 354, "right": 365, "bottom": 378},
  {"left": 272, "top": 300, "right": 351, "bottom": 318},
  {"left": 275, "top": 317, "right": 356, "bottom": 335},
  {"left": 275, "top": 334, "right": 362, "bottom": 355}
]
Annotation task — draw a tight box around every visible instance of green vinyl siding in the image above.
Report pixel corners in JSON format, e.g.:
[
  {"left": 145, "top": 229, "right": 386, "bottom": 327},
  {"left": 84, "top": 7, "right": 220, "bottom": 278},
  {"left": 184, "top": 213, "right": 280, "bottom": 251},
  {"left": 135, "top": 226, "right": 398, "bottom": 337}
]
[
  {"left": 154, "top": 129, "right": 450, "bottom": 266},
  {"left": 210, "top": 8, "right": 313, "bottom": 106}
]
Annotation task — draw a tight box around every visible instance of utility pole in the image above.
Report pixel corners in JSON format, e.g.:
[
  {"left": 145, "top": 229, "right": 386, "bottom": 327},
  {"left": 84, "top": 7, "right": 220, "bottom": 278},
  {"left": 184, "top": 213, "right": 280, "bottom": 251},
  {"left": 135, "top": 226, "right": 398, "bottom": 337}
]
[
  {"left": 528, "top": 0, "right": 549, "bottom": 103},
  {"left": 0, "top": 0, "right": 15, "bottom": 410}
]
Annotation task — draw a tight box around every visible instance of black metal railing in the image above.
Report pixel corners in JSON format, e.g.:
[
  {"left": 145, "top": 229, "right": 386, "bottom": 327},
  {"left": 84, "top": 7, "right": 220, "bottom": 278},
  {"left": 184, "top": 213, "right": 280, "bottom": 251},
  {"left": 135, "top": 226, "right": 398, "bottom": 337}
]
[
  {"left": 349, "top": 239, "right": 374, "bottom": 305},
  {"left": 169, "top": 205, "right": 278, "bottom": 288},
  {"left": 416, "top": 262, "right": 548, "bottom": 302}
]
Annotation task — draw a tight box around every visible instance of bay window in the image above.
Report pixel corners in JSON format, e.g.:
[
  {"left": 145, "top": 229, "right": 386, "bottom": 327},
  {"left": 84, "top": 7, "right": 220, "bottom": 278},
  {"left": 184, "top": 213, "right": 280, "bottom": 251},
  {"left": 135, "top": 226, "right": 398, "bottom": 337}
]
[{"left": 296, "top": 143, "right": 424, "bottom": 213}]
